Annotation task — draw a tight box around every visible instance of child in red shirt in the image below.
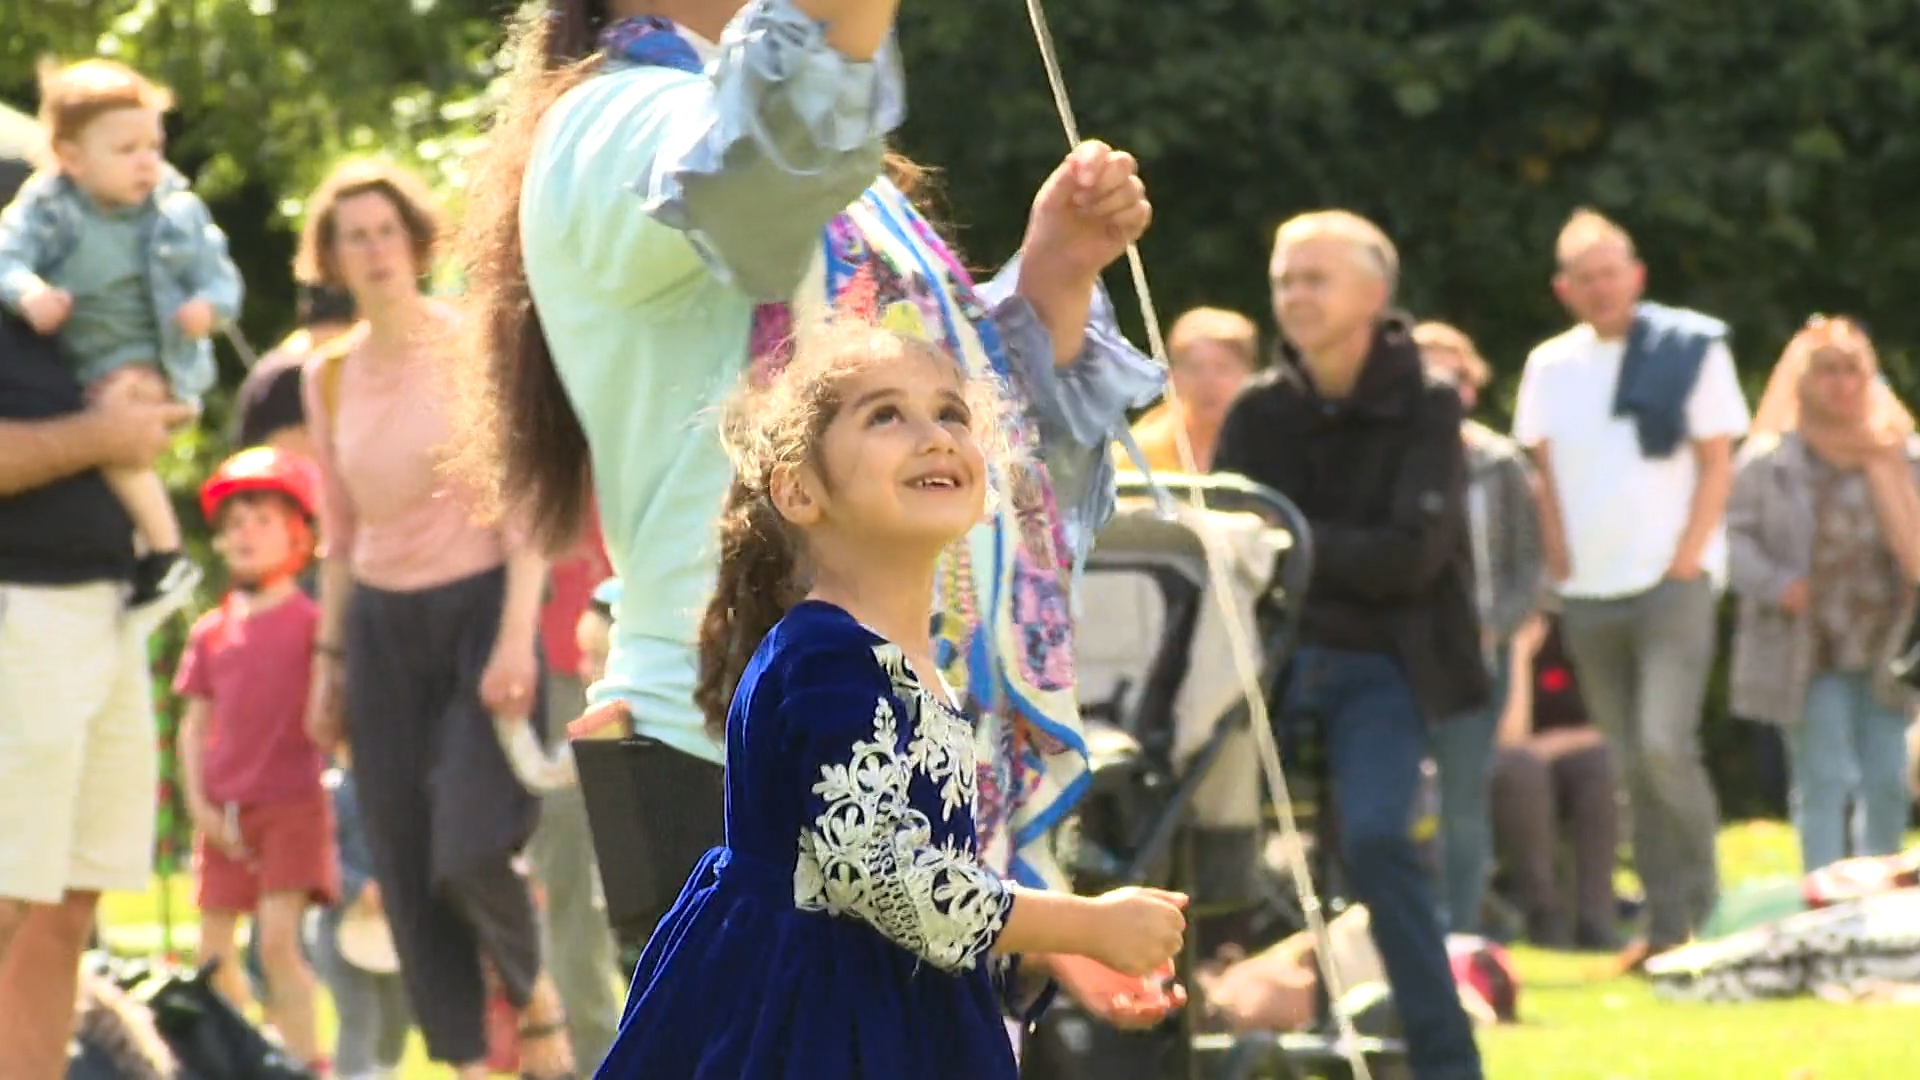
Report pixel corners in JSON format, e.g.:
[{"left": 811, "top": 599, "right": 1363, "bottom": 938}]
[{"left": 174, "top": 446, "right": 338, "bottom": 1071}]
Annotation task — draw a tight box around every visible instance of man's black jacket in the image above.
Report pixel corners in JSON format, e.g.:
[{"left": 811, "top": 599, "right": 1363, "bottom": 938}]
[{"left": 1213, "top": 314, "right": 1490, "bottom": 723}]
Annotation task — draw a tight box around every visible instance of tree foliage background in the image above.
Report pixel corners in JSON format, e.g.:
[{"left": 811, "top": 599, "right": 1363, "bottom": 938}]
[{"left": 11, "top": 0, "right": 1918, "bottom": 816}]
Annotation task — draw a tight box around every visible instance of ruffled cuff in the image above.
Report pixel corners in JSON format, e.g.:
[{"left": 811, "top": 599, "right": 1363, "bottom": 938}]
[
  {"left": 992, "top": 954, "right": 1060, "bottom": 1026},
  {"left": 981, "top": 254, "right": 1164, "bottom": 566},
  {"left": 637, "top": 0, "right": 907, "bottom": 300}
]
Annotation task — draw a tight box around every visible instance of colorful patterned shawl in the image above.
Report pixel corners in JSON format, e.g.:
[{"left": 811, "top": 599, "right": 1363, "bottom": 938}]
[{"left": 603, "top": 17, "right": 1089, "bottom": 888}]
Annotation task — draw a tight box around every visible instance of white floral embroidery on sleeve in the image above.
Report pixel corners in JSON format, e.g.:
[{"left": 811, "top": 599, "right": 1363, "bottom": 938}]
[{"left": 792, "top": 654, "right": 1011, "bottom": 972}]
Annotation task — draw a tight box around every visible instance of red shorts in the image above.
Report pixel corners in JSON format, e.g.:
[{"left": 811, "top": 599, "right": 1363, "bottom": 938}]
[{"left": 194, "top": 790, "right": 339, "bottom": 913}]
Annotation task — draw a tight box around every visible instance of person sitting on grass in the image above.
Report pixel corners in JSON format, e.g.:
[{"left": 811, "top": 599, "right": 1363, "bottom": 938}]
[{"left": 173, "top": 447, "right": 337, "bottom": 1073}]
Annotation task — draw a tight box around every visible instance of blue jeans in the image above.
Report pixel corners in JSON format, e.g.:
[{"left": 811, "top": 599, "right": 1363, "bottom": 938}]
[
  {"left": 1429, "top": 654, "right": 1507, "bottom": 935},
  {"left": 1788, "top": 670, "right": 1912, "bottom": 873},
  {"left": 1285, "top": 648, "right": 1483, "bottom": 1080}
]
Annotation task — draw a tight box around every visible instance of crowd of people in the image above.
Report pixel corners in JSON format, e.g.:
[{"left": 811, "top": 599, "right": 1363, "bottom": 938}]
[
  {"left": 0, "top": 55, "right": 622, "bottom": 1079},
  {"left": 0, "top": 2, "right": 1917, "bottom": 1080},
  {"left": 1125, "top": 206, "right": 1920, "bottom": 1073}
]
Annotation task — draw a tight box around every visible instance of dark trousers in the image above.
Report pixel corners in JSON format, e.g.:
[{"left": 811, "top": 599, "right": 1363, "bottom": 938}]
[
  {"left": 575, "top": 738, "right": 726, "bottom": 953},
  {"left": 346, "top": 567, "right": 545, "bottom": 1066},
  {"left": 1489, "top": 733, "right": 1619, "bottom": 946},
  {"left": 1285, "top": 648, "right": 1483, "bottom": 1080}
]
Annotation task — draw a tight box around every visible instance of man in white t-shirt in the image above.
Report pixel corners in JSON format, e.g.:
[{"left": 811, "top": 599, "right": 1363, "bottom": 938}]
[{"left": 1512, "top": 209, "right": 1750, "bottom": 959}]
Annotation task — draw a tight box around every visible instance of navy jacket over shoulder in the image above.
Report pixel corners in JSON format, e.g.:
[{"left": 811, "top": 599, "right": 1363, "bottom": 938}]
[{"left": 1614, "top": 300, "right": 1728, "bottom": 459}]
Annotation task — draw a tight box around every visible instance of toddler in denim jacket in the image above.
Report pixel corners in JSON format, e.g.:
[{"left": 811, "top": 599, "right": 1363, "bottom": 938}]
[{"left": 0, "top": 59, "right": 243, "bottom": 615}]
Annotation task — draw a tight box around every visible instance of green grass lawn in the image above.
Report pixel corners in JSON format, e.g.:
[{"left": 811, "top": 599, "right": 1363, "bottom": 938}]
[{"left": 100, "top": 819, "right": 1919, "bottom": 1078}]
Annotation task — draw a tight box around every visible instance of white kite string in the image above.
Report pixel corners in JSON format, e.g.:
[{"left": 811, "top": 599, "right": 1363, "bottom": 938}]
[{"left": 1018, "top": 3, "right": 1373, "bottom": 1075}]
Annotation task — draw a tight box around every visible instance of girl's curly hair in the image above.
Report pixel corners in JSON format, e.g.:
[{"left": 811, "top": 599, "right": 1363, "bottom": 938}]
[{"left": 693, "top": 317, "right": 1015, "bottom": 737}]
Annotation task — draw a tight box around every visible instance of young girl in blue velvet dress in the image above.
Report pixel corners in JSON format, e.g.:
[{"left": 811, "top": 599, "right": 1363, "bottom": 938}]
[{"left": 593, "top": 321, "right": 1188, "bottom": 1079}]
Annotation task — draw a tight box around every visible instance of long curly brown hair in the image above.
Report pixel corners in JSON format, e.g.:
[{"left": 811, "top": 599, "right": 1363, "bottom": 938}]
[
  {"left": 444, "top": 0, "right": 605, "bottom": 553},
  {"left": 445, "top": 0, "right": 938, "bottom": 554}
]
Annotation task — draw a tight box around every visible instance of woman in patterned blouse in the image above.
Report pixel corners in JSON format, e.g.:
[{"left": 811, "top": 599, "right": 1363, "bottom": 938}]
[{"left": 1729, "top": 315, "right": 1920, "bottom": 872}]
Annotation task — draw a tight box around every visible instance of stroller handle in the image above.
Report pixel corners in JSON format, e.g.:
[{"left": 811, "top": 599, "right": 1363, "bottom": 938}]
[{"left": 1113, "top": 471, "right": 1315, "bottom": 665}]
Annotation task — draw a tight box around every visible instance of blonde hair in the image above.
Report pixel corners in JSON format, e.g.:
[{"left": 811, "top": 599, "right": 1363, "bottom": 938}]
[
  {"left": 1413, "top": 321, "right": 1491, "bottom": 389},
  {"left": 1272, "top": 210, "right": 1399, "bottom": 295},
  {"left": 1555, "top": 208, "right": 1636, "bottom": 268},
  {"left": 693, "top": 319, "right": 1014, "bottom": 737},
  {"left": 1752, "top": 315, "right": 1912, "bottom": 439},
  {"left": 37, "top": 58, "right": 172, "bottom": 147},
  {"left": 1168, "top": 307, "right": 1259, "bottom": 369}
]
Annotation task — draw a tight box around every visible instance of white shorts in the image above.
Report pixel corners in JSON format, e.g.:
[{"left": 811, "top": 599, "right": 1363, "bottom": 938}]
[{"left": 0, "top": 582, "right": 157, "bottom": 903}]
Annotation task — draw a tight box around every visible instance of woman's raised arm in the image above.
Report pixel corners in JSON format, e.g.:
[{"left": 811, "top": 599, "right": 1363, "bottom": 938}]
[{"left": 531, "top": 0, "right": 907, "bottom": 304}]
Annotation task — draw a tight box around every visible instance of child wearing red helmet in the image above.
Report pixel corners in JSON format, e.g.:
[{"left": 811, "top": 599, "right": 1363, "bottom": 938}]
[{"left": 172, "top": 446, "right": 338, "bottom": 1073}]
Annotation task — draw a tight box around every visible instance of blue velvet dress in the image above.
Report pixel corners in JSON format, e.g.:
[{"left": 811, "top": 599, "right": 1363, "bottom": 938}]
[{"left": 595, "top": 601, "right": 1021, "bottom": 1079}]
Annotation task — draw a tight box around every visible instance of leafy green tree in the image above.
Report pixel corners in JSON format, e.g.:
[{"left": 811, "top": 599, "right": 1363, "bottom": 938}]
[
  {"left": 899, "top": 0, "right": 1920, "bottom": 415},
  {"left": 894, "top": 1, "right": 1920, "bottom": 817}
]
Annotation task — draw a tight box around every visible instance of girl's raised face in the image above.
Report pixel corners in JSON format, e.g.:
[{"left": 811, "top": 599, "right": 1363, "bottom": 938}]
[{"left": 782, "top": 344, "right": 988, "bottom": 556}]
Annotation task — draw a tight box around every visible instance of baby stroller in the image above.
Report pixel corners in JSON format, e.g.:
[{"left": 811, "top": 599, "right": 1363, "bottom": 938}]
[{"left": 1021, "top": 473, "right": 1408, "bottom": 1080}]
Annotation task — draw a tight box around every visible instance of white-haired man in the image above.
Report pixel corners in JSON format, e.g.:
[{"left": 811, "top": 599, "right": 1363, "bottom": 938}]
[
  {"left": 1513, "top": 208, "right": 1749, "bottom": 962},
  {"left": 1214, "top": 210, "right": 1486, "bottom": 1080}
]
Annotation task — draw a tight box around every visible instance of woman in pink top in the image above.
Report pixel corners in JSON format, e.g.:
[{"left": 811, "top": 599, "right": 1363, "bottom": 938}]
[{"left": 296, "top": 159, "right": 576, "bottom": 1080}]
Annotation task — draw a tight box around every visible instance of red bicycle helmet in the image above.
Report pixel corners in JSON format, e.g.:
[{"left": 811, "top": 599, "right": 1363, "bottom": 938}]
[{"left": 200, "top": 445, "right": 321, "bottom": 523}]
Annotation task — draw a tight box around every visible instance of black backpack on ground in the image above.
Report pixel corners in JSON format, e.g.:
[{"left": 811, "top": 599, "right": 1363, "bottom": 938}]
[{"left": 69, "top": 954, "right": 313, "bottom": 1080}]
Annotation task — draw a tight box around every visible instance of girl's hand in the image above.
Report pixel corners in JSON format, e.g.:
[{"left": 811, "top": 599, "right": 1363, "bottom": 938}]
[
  {"left": 1086, "top": 886, "right": 1188, "bottom": 977},
  {"left": 1022, "top": 141, "right": 1151, "bottom": 286},
  {"left": 1051, "top": 953, "right": 1187, "bottom": 1029},
  {"left": 480, "top": 636, "right": 539, "bottom": 719}
]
